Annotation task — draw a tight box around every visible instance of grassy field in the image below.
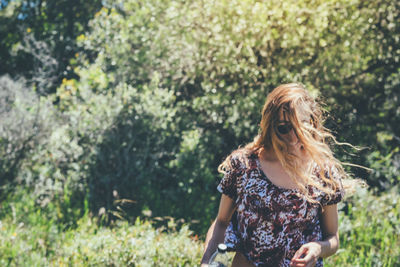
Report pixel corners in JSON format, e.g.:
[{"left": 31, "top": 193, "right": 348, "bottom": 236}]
[{"left": 0, "top": 188, "right": 399, "bottom": 266}]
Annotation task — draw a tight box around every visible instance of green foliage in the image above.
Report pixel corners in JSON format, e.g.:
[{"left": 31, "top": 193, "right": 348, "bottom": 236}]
[
  {"left": 58, "top": 219, "right": 202, "bottom": 266},
  {"left": 1, "top": 1, "right": 399, "bottom": 265},
  {"left": 77, "top": 0, "right": 400, "bottom": 188},
  {"left": 325, "top": 188, "right": 400, "bottom": 266},
  {"left": 0, "top": 0, "right": 103, "bottom": 93},
  {"left": 0, "top": 189, "right": 204, "bottom": 266},
  {"left": 0, "top": 76, "right": 55, "bottom": 193},
  {"left": 0, "top": 188, "right": 398, "bottom": 266},
  {"left": 76, "top": 0, "right": 400, "bottom": 228},
  {"left": 1, "top": 0, "right": 398, "bottom": 235}
]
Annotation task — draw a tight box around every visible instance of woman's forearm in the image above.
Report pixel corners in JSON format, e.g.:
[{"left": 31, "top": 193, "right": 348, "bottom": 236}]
[
  {"left": 317, "top": 233, "right": 339, "bottom": 258},
  {"left": 200, "top": 219, "right": 229, "bottom": 265}
]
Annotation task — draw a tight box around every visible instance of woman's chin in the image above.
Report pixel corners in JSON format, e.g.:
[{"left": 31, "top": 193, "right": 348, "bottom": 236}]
[{"left": 294, "top": 144, "right": 309, "bottom": 158}]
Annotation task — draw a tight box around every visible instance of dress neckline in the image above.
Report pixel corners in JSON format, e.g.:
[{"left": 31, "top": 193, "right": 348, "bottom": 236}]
[{"left": 254, "top": 153, "right": 300, "bottom": 192}]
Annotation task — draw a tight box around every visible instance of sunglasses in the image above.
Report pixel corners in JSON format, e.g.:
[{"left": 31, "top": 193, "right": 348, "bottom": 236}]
[{"left": 277, "top": 123, "right": 293, "bottom": 135}]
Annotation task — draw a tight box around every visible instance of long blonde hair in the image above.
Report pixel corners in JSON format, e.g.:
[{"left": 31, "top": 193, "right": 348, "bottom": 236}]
[{"left": 219, "top": 83, "right": 366, "bottom": 204}]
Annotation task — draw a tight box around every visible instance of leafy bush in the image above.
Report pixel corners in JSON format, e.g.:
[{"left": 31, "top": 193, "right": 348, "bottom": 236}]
[
  {"left": 2, "top": 0, "right": 399, "bottom": 235},
  {"left": 77, "top": 0, "right": 400, "bottom": 190},
  {"left": 0, "top": 76, "right": 55, "bottom": 192},
  {"left": 58, "top": 219, "right": 203, "bottom": 266},
  {"left": 0, "top": 188, "right": 398, "bottom": 266},
  {"left": 0, "top": 0, "right": 103, "bottom": 94},
  {"left": 326, "top": 187, "right": 400, "bottom": 266},
  {"left": 74, "top": 0, "right": 400, "bottom": 229},
  {"left": 0, "top": 2, "right": 399, "bottom": 267},
  {"left": 0, "top": 189, "right": 204, "bottom": 266}
]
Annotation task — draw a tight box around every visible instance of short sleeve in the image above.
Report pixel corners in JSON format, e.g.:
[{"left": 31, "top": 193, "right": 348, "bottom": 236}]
[
  {"left": 321, "top": 166, "right": 345, "bottom": 206},
  {"left": 217, "top": 155, "right": 242, "bottom": 201}
]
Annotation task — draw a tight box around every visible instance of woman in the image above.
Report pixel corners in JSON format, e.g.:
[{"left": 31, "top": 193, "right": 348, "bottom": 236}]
[{"left": 201, "top": 83, "right": 362, "bottom": 267}]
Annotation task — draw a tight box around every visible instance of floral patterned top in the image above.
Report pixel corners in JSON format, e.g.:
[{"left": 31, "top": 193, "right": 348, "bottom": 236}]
[{"left": 217, "top": 151, "right": 344, "bottom": 267}]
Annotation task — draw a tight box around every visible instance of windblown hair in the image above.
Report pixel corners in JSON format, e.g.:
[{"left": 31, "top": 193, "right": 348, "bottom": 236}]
[{"left": 218, "top": 83, "right": 366, "bottom": 204}]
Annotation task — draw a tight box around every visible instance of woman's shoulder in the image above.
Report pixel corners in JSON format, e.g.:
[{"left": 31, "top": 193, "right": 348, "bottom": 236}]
[
  {"left": 227, "top": 148, "right": 258, "bottom": 170},
  {"left": 310, "top": 161, "right": 345, "bottom": 205}
]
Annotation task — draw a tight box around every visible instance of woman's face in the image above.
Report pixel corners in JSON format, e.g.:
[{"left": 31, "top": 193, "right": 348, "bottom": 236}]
[{"left": 277, "top": 109, "right": 308, "bottom": 153}]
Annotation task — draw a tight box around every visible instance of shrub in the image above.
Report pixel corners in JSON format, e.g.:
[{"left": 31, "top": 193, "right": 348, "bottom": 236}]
[
  {"left": 0, "top": 75, "right": 55, "bottom": 193},
  {"left": 0, "top": 189, "right": 204, "bottom": 266},
  {"left": 326, "top": 187, "right": 400, "bottom": 266},
  {"left": 0, "top": 188, "right": 398, "bottom": 266},
  {"left": 4, "top": 0, "right": 399, "bottom": 234}
]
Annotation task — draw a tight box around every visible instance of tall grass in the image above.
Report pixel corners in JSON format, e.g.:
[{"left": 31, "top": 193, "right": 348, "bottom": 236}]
[
  {"left": 0, "top": 188, "right": 399, "bottom": 266},
  {"left": 325, "top": 188, "right": 400, "bottom": 267}
]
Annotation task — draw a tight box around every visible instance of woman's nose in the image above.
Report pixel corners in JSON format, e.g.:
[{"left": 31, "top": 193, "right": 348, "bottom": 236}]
[{"left": 288, "top": 131, "right": 299, "bottom": 145}]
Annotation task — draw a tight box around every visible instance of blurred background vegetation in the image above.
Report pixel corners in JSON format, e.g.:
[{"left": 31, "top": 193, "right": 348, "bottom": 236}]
[{"left": 0, "top": 0, "right": 399, "bottom": 266}]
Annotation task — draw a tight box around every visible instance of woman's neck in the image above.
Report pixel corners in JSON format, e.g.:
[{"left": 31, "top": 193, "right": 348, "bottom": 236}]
[
  {"left": 259, "top": 145, "right": 311, "bottom": 165},
  {"left": 259, "top": 147, "right": 280, "bottom": 162}
]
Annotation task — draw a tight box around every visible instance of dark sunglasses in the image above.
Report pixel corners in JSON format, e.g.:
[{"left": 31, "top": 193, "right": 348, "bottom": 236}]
[{"left": 277, "top": 123, "right": 293, "bottom": 135}]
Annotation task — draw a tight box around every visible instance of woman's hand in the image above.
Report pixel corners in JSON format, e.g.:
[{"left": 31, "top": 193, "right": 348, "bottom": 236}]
[{"left": 290, "top": 242, "right": 322, "bottom": 267}]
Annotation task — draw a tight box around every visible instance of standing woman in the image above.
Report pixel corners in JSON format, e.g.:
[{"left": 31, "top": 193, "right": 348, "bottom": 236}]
[{"left": 201, "top": 83, "right": 363, "bottom": 267}]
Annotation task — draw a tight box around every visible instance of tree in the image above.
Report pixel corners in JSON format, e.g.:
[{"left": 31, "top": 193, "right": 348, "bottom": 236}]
[{"left": 0, "top": 0, "right": 103, "bottom": 94}]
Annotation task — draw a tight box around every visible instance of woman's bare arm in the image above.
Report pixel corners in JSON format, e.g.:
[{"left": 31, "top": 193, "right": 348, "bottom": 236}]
[
  {"left": 291, "top": 204, "right": 340, "bottom": 266},
  {"left": 200, "top": 194, "right": 237, "bottom": 266},
  {"left": 318, "top": 204, "right": 340, "bottom": 257}
]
